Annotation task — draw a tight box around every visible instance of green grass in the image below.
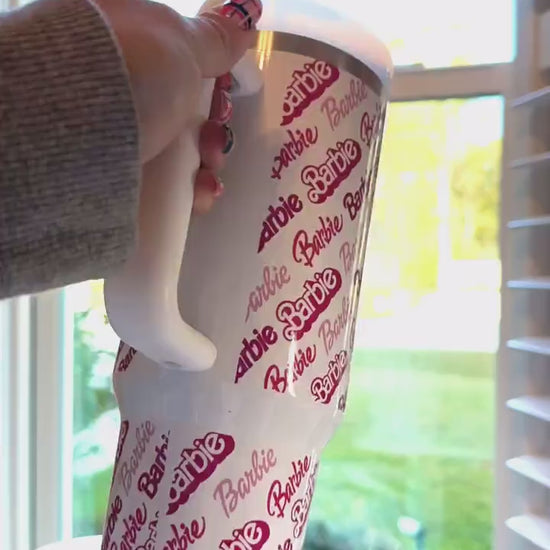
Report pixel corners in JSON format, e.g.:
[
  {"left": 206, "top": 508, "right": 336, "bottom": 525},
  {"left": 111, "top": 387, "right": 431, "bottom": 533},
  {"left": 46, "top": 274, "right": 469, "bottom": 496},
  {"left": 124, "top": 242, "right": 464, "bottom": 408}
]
[{"left": 308, "top": 348, "right": 495, "bottom": 550}]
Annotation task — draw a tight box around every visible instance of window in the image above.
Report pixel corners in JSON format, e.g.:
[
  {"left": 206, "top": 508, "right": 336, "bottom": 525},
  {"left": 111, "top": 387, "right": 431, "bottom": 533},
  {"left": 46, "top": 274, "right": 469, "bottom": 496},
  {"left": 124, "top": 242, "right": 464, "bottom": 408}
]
[
  {"left": 67, "top": 282, "right": 118, "bottom": 537},
  {"left": 307, "top": 97, "right": 503, "bottom": 549},
  {"left": 328, "top": 0, "right": 515, "bottom": 69}
]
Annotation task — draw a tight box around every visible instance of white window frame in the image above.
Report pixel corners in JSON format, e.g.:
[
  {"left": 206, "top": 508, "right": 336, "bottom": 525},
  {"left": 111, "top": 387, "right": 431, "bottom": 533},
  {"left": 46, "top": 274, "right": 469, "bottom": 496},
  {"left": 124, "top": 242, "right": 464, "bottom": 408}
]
[
  {"left": 32, "top": 290, "right": 74, "bottom": 548},
  {"left": 0, "top": 297, "right": 33, "bottom": 550}
]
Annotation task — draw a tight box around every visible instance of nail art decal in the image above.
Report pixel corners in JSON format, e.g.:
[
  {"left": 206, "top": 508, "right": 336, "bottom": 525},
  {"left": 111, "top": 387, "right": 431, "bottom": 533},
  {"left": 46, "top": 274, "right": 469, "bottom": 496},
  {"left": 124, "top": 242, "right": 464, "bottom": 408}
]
[
  {"left": 216, "top": 73, "right": 235, "bottom": 92},
  {"left": 222, "top": 125, "right": 235, "bottom": 155},
  {"left": 220, "top": 0, "right": 263, "bottom": 30},
  {"left": 218, "top": 90, "right": 233, "bottom": 124}
]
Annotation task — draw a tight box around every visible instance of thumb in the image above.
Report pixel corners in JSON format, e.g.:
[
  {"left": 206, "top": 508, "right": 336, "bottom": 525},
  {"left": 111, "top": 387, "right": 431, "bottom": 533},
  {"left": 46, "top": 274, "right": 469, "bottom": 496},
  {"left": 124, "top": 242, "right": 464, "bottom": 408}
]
[{"left": 182, "top": 11, "right": 258, "bottom": 78}]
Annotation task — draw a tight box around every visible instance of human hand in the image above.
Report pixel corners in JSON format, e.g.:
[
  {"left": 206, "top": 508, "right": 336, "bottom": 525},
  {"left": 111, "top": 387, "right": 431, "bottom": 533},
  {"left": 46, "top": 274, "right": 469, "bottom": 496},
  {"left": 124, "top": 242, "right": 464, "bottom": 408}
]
[{"left": 92, "top": 0, "right": 262, "bottom": 213}]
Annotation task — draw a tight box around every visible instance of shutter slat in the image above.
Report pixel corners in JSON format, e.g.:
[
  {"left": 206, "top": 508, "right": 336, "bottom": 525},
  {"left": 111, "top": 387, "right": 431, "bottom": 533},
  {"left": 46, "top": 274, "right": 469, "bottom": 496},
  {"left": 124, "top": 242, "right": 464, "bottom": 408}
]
[
  {"left": 506, "top": 515, "right": 550, "bottom": 550},
  {"left": 507, "top": 216, "right": 550, "bottom": 229},
  {"left": 507, "top": 396, "right": 550, "bottom": 422},
  {"left": 507, "top": 455, "right": 550, "bottom": 488},
  {"left": 511, "top": 86, "right": 550, "bottom": 108},
  {"left": 510, "top": 151, "right": 550, "bottom": 169},
  {"left": 500, "top": 4, "right": 550, "bottom": 549},
  {"left": 508, "top": 277, "right": 550, "bottom": 290},
  {"left": 507, "top": 337, "right": 550, "bottom": 356}
]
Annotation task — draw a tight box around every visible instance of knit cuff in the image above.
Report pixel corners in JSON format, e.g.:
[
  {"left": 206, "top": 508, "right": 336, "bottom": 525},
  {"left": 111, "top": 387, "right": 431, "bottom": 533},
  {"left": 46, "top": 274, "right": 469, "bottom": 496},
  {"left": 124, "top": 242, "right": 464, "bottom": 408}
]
[{"left": 0, "top": 0, "right": 139, "bottom": 298}]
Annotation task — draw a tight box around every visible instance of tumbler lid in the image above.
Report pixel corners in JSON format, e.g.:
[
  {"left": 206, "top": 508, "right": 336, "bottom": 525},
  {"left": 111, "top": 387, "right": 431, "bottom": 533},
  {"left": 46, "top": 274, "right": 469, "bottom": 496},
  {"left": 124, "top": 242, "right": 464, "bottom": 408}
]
[
  {"left": 183, "top": 0, "right": 394, "bottom": 88},
  {"left": 257, "top": 0, "right": 394, "bottom": 87}
]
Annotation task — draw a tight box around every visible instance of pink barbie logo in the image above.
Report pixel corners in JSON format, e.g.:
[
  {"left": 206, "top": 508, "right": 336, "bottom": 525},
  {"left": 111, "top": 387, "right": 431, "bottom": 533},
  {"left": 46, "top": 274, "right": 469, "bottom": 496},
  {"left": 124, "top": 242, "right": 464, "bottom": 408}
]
[
  {"left": 114, "top": 340, "right": 125, "bottom": 364},
  {"left": 219, "top": 520, "right": 270, "bottom": 550},
  {"left": 310, "top": 350, "right": 349, "bottom": 404},
  {"left": 136, "top": 511, "right": 159, "bottom": 550},
  {"left": 321, "top": 78, "right": 369, "bottom": 131},
  {"left": 360, "top": 103, "right": 382, "bottom": 146},
  {"left": 102, "top": 495, "right": 123, "bottom": 550},
  {"left": 115, "top": 502, "right": 148, "bottom": 550},
  {"left": 301, "top": 139, "right": 362, "bottom": 204},
  {"left": 339, "top": 240, "right": 358, "bottom": 276},
  {"left": 278, "top": 540, "right": 293, "bottom": 550},
  {"left": 213, "top": 448, "right": 277, "bottom": 518},
  {"left": 263, "top": 365, "right": 288, "bottom": 394},
  {"left": 118, "top": 421, "right": 155, "bottom": 496},
  {"left": 267, "top": 454, "right": 312, "bottom": 518},
  {"left": 318, "top": 295, "right": 351, "bottom": 356},
  {"left": 343, "top": 176, "right": 369, "bottom": 222},
  {"left": 138, "top": 431, "right": 169, "bottom": 499},
  {"left": 281, "top": 60, "right": 339, "bottom": 126},
  {"left": 292, "top": 215, "right": 344, "bottom": 268},
  {"left": 167, "top": 432, "right": 235, "bottom": 515},
  {"left": 276, "top": 268, "right": 342, "bottom": 341},
  {"left": 291, "top": 462, "right": 319, "bottom": 539},
  {"left": 163, "top": 517, "right": 206, "bottom": 550},
  {"left": 245, "top": 266, "right": 290, "bottom": 322},
  {"left": 271, "top": 126, "right": 318, "bottom": 180},
  {"left": 117, "top": 345, "right": 137, "bottom": 372},
  {"left": 258, "top": 194, "right": 303, "bottom": 253},
  {"left": 112, "top": 420, "right": 129, "bottom": 476},
  {"left": 263, "top": 344, "right": 317, "bottom": 394},
  {"left": 235, "top": 325, "right": 279, "bottom": 383}
]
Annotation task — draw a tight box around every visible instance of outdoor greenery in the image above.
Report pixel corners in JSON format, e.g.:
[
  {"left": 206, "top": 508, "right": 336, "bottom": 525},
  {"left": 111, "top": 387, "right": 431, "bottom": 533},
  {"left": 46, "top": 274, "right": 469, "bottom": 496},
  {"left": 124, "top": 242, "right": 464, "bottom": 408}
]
[
  {"left": 366, "top": 99, "right": 501, "bottom": 293},
  {"left": 309, "top": 349, "right": 495, "bottom": 550},
  {"left": 72, "top": 310, "right": 117, "bottom": 537}
]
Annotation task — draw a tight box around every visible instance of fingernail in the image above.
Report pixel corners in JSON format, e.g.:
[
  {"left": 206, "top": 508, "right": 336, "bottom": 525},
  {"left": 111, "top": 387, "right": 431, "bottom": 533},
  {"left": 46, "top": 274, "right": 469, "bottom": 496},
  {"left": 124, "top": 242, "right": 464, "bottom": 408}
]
[
  {"left": 215, "top": 73, "right": 234, "bottom": 92},
  {"left": 210, "top": 90, "right": 233, "bottom": 124},
  {"left": 222, "top": 125, "right": 235, "bottom": 154},
  {"left": 218, "top": 0, "right": 262, "bottom": 30},
  {"left": 214, "top": 177, "right": 225, "bottom": 197}
]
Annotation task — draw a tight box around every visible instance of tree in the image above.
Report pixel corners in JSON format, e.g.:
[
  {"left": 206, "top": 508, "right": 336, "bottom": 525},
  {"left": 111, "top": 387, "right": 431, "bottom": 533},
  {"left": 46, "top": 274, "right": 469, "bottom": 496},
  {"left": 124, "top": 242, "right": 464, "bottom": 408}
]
[
  {"left": 72, "top": 310, "right": 117, "bottom": 434},
  {"left": 449, "top": 141, "right": 500, "bottom": 260},
  {"left": 364, "top": 99, "right": 501, "bottom": 295}
]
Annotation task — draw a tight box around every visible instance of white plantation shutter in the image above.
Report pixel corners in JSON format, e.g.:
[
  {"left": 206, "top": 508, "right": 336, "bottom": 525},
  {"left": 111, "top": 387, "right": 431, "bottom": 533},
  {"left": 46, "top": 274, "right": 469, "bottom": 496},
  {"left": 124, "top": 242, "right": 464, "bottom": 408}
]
[{"left": 497, "top": 1, "right": 550, "bottom": 549}]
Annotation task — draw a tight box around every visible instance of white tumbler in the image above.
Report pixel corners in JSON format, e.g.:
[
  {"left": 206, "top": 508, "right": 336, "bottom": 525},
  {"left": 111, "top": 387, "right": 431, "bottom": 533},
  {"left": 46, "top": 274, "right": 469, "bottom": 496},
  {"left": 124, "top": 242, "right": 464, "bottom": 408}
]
[{"left": 101, "top": 1, "right": 393, "bottom": 548}]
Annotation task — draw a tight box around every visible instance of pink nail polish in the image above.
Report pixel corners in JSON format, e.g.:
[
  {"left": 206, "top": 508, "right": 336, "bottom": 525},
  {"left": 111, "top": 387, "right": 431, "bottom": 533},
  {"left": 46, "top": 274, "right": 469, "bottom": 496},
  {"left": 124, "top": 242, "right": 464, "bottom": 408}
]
[
  {"left": 215, "top": 73, "right": 235, "bottom": 92},
  {"left": 210, "top": 90, "right": 233, "bottom": 124},
  {"left": 222, "top": 125, "right": 235, "bottom": 155},
  {"left": 218, "top": 90, "right": 233, "bottom": 124},
  {"left": 219, "top": 0, "right": 262, "bottom": 30}
]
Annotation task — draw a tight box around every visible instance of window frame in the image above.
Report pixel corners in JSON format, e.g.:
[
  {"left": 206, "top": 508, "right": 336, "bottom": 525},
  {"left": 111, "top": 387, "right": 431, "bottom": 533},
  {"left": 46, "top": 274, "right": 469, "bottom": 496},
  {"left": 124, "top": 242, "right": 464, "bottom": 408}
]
[
  {"left": 32, "top": 291, "right": 74, "bottom": 548},
  {"left": 1, "top": 296, "right": 33, "bottom": 550}
]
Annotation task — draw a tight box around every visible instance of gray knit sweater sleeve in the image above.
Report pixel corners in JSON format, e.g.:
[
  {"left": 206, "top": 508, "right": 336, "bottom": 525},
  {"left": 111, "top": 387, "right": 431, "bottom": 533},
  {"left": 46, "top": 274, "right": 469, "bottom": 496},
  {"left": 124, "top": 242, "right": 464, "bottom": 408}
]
[{"left": 0, "top": 0, "right": 139, "bottom": 299}]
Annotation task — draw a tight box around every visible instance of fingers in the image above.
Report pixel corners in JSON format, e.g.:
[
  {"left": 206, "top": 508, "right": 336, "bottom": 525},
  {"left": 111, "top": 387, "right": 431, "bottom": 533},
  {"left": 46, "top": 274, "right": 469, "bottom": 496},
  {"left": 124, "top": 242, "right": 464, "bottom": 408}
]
[
  {"left": 184, "top": 0, "right": 263, "bottom": 78},
  {"left": 215, "top": 0, "right": 263, "bottom": 31},
  {"left": 191, "top": 2, "right": 265, "bottom": 214},
  {"left": 209, "top": 87, "right": 233, "bottom": 124},
  {"left": 193, "top": 73, "right": 235, "bottom": 213},
  {"left": 199, "top": 120, "right": 234, "bottom": 171},
  {"left": 181, "top": 14, "right": 253, "bottom": 78},
  {"left": 193, "top": 169, "right": 224, "bottom": 214}
]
